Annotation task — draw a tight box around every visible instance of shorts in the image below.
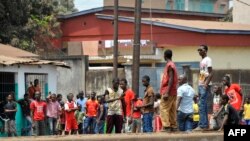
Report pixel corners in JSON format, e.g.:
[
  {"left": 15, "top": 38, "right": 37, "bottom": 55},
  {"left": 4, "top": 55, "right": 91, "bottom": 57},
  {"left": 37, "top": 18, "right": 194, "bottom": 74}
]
[{"left": 65, "top": 118, "right": 78, "bottom": 132}]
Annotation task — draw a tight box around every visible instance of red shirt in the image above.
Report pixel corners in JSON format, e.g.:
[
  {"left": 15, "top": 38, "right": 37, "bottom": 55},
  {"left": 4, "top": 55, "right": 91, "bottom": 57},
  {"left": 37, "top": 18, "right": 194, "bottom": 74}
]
[
  {"left": 124, "top": 89, "right": 135, "bottom": 117},
  {"left": 160, "top": 61, "right": 178, "bottom": 96},
  {"left": 65, "top": 101, "right": 77, "bottom": 120},
  {"left": 86, "top": 100, "right": 99, "bottom": 117},
  {"left": 28, "top": 86, "right": 41, "bottom": 99},
  {"left": 224, "top": 84, "right": 242, "bottom": 111},
  {"left": 30, "top": 100, "right": 47, "bottom": 121},
  {"left": 132, "top": 99, "right": 143, "bottom": 118}
]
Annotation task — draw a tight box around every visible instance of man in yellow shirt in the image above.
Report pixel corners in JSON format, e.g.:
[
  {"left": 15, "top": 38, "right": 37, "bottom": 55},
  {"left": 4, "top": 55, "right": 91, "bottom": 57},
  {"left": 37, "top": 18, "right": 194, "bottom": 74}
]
[{"left": 243, "top": 97, "right": 250, "bottom": 125}]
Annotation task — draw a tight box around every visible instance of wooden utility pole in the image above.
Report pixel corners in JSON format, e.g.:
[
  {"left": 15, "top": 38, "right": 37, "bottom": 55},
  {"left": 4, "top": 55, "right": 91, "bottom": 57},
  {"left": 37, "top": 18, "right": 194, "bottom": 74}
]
[
  {"left": 132, "top": 0, "right": 142, "bottom": 97},
  {"left": 113, "top": 0, "right": 119, "bottom": 78}
]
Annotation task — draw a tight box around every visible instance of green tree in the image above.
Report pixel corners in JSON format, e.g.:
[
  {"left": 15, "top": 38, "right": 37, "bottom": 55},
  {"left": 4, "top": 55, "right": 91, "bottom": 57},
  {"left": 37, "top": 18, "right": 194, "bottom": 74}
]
[{"left": 0, "top": 0, "right": 77, "bottom": 54}]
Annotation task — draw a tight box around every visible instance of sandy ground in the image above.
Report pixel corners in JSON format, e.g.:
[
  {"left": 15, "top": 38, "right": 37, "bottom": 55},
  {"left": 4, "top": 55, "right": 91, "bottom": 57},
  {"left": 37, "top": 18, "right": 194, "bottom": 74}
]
[{"left": 0, "top": 131, "right": 223, "bottom": 141}]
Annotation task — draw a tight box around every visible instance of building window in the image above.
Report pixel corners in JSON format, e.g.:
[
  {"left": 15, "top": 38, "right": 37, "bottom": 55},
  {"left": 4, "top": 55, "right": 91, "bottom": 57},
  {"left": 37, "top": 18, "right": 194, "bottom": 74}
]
[
  {"left": 166, "top": 0, "right": 173, "bottom": 10},
  {"left": 25, "top": 73, "right": 48, "bottom": 100},
  {"left": 0, "top": 72, "right": 15, "bottom": 114},
  {"left": 175, "top": 0, "right": 185, "bottom": 11},
  {"left": 219, "top": 4, "right": 226, "bottom": 13},
  {"left": 200, "top": 0, "right": 214, "bottom": 13},
  {"left": 189, "top": 0, "right": 201, "bottom": 12}
]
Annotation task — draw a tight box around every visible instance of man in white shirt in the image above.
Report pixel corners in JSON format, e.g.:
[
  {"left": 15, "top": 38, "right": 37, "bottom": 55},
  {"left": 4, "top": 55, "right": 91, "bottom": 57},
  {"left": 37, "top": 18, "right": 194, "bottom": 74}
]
[
  {"left": 194, "top": 45, "right": 213, "bottom": 131},
  {"left": 176, "top": 75, "right": 195, "bottom": 132}
]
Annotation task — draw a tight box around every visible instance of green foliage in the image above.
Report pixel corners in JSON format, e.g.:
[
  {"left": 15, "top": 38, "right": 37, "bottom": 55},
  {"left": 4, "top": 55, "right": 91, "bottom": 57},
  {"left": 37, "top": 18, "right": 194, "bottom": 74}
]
[{"left": 0, "top": 0, "right": 77, "bottom": 53}]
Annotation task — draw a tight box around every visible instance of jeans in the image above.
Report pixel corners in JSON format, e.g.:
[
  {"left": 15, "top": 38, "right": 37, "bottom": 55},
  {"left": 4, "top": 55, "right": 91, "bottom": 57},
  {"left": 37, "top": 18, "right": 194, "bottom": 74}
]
[
  {"left": 83, "top": 116, "right": 96, "bottom": 134},
  {"left": 177, "top": 111, "right": 193, "bottom": 132},
  {"left": 95, "top": 120, "right": 105, "bottom": 134},
  {"left": 48, "top": 117, "right": 57, "bottom": 135},
  {"left": 198, "top": 85, "right": 210, "bottom": 128},
  {"left": 25, "top": 116, "right": 33, "bottom": 136},
  {"left": 142, "top": 112, "right": 153, "bottom": 133},
  {"left": 34, "top": 120, "right": 46, "bottom": 136}
]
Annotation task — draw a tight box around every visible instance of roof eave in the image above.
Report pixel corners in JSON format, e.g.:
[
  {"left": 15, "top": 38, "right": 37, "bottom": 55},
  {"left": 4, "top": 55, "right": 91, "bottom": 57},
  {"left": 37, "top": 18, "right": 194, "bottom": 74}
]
[{"left": 96, "top": 14, "right": 250, "bottom": 35}]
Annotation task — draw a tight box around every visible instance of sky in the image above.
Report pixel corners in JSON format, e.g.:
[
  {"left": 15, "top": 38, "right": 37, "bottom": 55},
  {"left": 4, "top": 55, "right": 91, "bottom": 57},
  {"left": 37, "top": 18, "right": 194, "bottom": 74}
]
[{"left": 74, "top": 0, "right": 103, "bottom": 11}]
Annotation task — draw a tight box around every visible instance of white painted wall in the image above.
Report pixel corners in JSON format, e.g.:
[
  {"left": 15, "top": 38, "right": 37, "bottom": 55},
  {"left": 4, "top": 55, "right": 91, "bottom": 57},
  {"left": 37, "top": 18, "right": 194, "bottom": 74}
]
[
  {"left": 233, "top": 0, "right": 250, "bottom": 24},
  {"left": 0, "top": 64, "right": 57, "bottom": 99}
]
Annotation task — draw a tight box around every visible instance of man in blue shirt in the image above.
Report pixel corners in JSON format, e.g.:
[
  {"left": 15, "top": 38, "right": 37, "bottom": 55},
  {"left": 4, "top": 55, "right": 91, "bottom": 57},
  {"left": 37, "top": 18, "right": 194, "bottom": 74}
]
[{"left": 176, "top": 75, "right": 195, "bottom": 133}]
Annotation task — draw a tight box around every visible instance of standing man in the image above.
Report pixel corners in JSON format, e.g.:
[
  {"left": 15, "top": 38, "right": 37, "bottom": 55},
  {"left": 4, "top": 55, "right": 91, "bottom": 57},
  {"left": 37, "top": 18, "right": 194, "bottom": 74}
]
[
  {"left": 194, "top": 45, "right": 213, "bottom": 131},
  {"left": 84, "top": 92, "right": 99, "bottom": 134},
  {"left": 105, "top": 78, "right": 124, "bottom": 134},
  {"left": 46, "top": 93, "right": 61, "bottom": 135},
  {"left": 4, "top": 93, "right": 17, "bottom": 137},
  {"left": 18, "top": 93, "right": 32, "bottom": 136},
  {"left": 160, "top": 49, "right": 178, "bottom": 132},
  {"left": 137, "top": 75, "right": 155, "bottom": 133},
  {"left": 176, "top": 75, "right": 195, "bottom": 133},
  {"left": 27, "top": 79, "right": 41, "bottom": 100},
  {"left": 222, "top": 75, "right": 244, "bottom": 112},
  {"left": 30, "top": 91, "right": 47, "bottom": 136},
  {"left": 119, "top": 78, "right": 135, "bottom": 132}
]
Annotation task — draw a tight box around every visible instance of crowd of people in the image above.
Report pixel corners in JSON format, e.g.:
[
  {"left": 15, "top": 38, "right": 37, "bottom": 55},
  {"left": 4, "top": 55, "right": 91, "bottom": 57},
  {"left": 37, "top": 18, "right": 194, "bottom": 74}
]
[{"left": 1, "top": 45, "right": 250, "bottom": 137}]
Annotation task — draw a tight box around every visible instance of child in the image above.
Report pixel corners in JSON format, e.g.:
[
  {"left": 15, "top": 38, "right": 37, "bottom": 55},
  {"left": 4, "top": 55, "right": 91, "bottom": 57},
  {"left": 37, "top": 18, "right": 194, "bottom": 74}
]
[
  {"left": 131, "top": 96, "right": 143, "bottom": 133},
  {"left": 218, "top": 95, "right": 240, "bottom": 131},
  {"left": 153, "top": 93, "right": 162, "bottom": 132},
  {"left": 74, "top": 104, "right": 84, "bottom": 134},
  {"left": 64, "top": 93, "right": 78, "bottom": 135},
  {"left": 243, "top": 97, "right": 250, "bottom": 125},
  {"left": 209, "top": 85, "right": 222, "bottom": 130},
  {"left": 57, "top": 101, "right": 65, "bottom": 135},
  {"left": 193, "top": 95, "right": 199, "bottom": 129}
]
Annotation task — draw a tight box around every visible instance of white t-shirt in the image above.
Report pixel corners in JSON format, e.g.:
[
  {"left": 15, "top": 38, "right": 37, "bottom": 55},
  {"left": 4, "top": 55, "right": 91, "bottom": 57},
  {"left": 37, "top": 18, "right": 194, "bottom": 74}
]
[{"left": 199, "top": 56, "right": 212, "bottom": 86}]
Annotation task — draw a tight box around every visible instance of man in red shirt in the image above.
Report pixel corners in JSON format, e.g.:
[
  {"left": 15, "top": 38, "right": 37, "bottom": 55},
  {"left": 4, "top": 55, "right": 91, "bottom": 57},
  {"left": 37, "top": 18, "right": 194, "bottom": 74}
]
[
  {"left": 222, "top": 75, "right": 244, "bottom": 112},
  {"left": 119, "top": 78, "right": 135, "bottom": 133},
  {"left": 28, "top": 79, "right": 41, "bottom": 100},
  {"left": 84, "top": 92, "right": 99, "bottom": 134},
  {"left": 64, "top": 93, "right": 78, "bottom": 135},
  {"left": 30, "top": 91, "right": 47, "bottom": 136},
  {"left": 160, "top": 49, "right": 178, "bottom": 132}
]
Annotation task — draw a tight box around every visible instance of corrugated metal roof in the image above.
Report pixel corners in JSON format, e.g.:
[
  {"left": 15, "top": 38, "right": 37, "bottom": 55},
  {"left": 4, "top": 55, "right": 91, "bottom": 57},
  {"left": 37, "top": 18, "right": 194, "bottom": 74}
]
[
  {"left": 0, "top": 55, "right": 70, "bottom": 68},
  {"left": 89, "top": 55, "right": 162, "bottom": 61},
  {"left": 0, "top": 43, "right": 38, "bottom": 57},
  {"left": 0, "top": 55, "right": 37, "bottom": 65},
  {"left": 96, "top": 14, "right": 250, "bottom": 34}
]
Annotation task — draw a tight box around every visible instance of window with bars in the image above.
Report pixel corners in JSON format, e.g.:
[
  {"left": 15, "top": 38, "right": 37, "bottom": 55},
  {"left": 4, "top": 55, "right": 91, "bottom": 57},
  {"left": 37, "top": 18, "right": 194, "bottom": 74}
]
[
  {"left": 175, "top": 0, "right": 185, "bottom": 10},
  {"left": 0, "top": 72, "right": 15, "bottom": 114},
  {"left": 25, "top": 73, "right": 48, "bottom": 100}
]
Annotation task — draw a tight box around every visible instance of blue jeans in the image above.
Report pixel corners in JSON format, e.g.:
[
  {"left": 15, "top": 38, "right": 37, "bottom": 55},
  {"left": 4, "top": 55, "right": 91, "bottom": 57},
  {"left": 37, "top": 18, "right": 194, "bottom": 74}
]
[
  {"left": 48, "top": 117, "right": 57, "bottom": 135},
  {"left": 83, "top": 116, "right": 96, "bottom": 134},
  {"left": 198, "top": 85, "right": 210, "bottom": 128},
  {"left": 95, "top": 120, "right": 105, "bottom": 134},
  {"left": 177, "top": 111, "right": 193, "bottom": 132},
  {"left": 142, "top": 112, "right": 153, "bottom": 133}
]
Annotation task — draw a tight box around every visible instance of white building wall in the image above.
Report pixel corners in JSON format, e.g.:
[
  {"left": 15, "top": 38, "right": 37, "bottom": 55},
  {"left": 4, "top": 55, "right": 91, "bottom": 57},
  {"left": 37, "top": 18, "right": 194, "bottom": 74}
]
[
  {"left": 0, "top": 65, "right": 57, "bottom": 99},
  {"left": 233, "top": 0, "right": 250, "bottom": 24}
]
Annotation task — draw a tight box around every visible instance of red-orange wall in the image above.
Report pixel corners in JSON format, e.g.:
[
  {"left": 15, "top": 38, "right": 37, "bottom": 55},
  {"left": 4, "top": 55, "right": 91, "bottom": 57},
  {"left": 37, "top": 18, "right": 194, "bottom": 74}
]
[{"left": 61, "top": 14, "right": 250, "bottom": 47}]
